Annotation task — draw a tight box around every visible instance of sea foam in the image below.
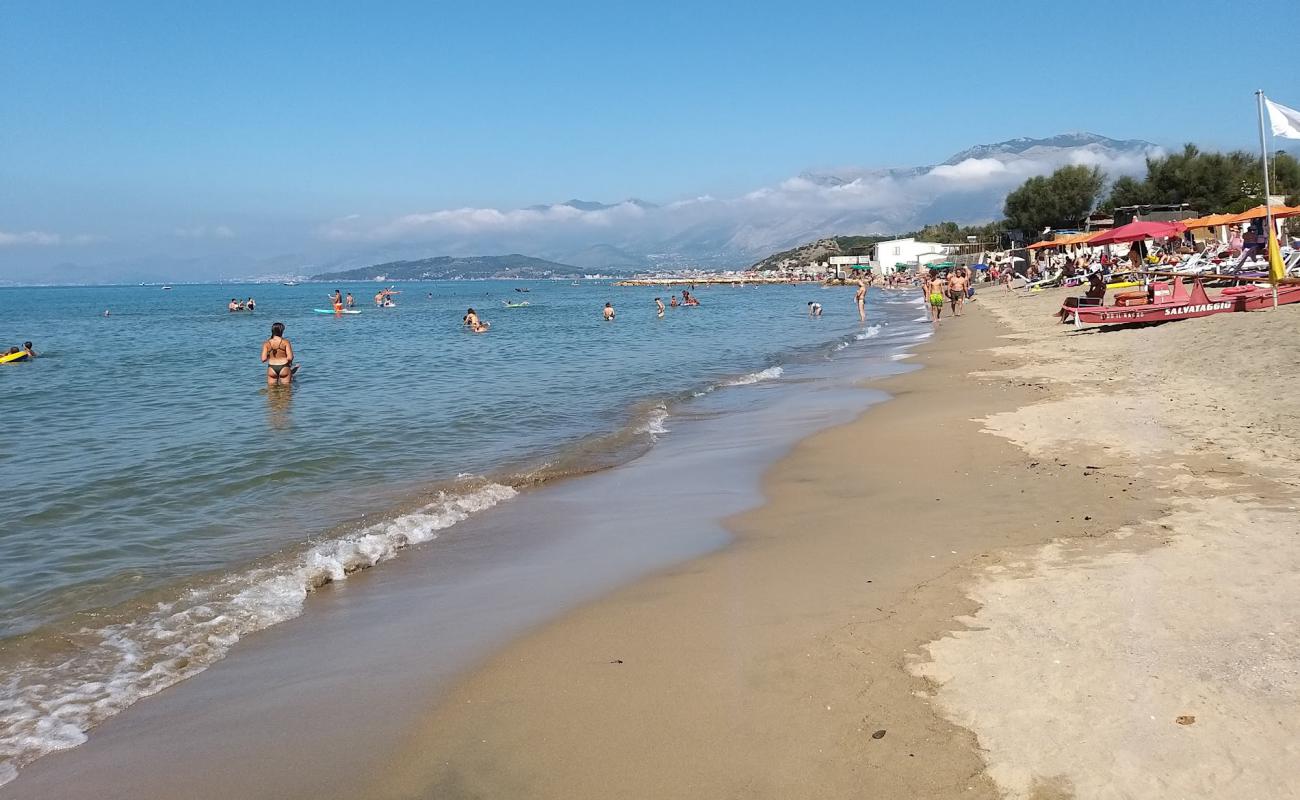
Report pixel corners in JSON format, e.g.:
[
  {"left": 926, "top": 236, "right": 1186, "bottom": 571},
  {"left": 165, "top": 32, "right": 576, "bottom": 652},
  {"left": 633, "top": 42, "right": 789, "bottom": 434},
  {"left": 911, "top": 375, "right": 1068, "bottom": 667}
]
[
  {"left": 723, "top": 366, "right": 784, "bottom": 386},
  {"left": 0, "top": 482, "right": 516, "bottom": 787}
]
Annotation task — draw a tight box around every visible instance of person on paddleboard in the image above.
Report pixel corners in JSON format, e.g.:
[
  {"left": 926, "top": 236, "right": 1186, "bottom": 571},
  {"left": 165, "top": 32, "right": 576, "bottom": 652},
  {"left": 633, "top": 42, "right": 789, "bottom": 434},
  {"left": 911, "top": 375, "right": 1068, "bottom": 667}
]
[
  {"left": 260, "top": 321, "right": 295, "bottom": 386},
  {"left": 331, "top": 290, "right": 344, "bottom": 313}
]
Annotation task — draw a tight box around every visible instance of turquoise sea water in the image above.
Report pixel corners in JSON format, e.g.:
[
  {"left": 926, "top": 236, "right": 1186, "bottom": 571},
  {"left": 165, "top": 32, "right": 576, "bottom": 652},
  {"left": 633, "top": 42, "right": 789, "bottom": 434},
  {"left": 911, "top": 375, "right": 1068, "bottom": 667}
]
[{"left": 0, "top": 278, "right": 924, "bottom": 784}]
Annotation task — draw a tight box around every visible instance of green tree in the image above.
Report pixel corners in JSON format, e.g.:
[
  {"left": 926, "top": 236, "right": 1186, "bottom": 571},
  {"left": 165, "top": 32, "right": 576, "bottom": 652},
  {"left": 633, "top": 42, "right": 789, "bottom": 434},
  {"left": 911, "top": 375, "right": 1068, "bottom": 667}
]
[
  {"left": 1003, "top": 165, "right": 1105, "bottom": 233},
  {"left": 1102, "top": 145, "right": 1300, "bottom": 213},
  {"left": 1100, "top": 175, "right": 1153, "bottom": 212}
]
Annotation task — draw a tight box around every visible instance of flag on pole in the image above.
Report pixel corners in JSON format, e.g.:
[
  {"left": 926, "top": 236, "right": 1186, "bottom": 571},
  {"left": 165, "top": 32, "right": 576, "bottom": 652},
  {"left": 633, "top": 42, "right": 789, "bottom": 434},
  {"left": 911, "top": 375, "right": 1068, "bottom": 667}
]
[
  {"left": 1268, "top": 224, "right": 1286, "bottom": 285},
  {"left": 1264, "top": 98, "right": 1300, "bottom": 139}
]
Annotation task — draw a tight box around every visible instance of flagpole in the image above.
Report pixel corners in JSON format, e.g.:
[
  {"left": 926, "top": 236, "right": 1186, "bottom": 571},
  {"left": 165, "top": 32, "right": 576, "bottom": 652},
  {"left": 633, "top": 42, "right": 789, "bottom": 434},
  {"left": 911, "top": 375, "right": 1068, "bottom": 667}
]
[{"left": 1256, "top": 90, "right": 1279, "bottom": 308}]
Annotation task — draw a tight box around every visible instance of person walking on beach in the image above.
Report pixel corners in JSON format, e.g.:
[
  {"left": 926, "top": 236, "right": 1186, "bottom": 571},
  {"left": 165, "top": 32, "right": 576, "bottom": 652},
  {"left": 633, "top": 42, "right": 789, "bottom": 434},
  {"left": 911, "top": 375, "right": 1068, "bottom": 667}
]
[
  {"left": 854, "top": 280, "right": 867, "bottom": 323},
  {"left": 928, "top": 272, "right": 947, "bottom": 323},
  {"left": 260, "top": 321, "right": 294, "bottom": 386},
  {"left": 655, "top": 297, "right": 665, "bottom": 317},
  {"left": 603, "top": 302, "right": 616, "bottom": 321},
  {"left": 947, "top": 269, "right": 967, "bottom": 316}
]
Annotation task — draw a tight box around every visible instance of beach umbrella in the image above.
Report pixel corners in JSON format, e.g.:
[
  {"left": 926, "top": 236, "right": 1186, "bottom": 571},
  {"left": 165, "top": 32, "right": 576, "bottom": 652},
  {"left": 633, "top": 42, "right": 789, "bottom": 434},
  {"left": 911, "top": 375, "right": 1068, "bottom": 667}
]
[
  {"left": 972, "top": 263, "right": 990, "bottom": 270},
  {"left": 1087, "top": 219, "right": 1188, "bottom": 246},
  {"left": 1221, "top": 204, "right": 1300, "bottom": 224}
]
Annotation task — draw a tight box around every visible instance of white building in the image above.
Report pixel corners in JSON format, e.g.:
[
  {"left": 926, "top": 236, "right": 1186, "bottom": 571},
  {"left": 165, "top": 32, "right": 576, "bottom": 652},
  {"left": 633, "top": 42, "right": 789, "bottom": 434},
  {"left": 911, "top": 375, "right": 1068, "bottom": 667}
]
[{"left": 870, "top": 238, "right": 954, "bottom": 272}]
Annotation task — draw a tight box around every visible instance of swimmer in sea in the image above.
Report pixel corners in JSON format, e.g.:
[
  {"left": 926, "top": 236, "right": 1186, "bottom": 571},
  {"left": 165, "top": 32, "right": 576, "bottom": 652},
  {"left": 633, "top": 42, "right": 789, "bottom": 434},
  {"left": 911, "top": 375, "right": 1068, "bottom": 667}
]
[
  {"left": 655, "top": 297, "right": 665, "bottom": 317},
  {"left": 808, "top": 301, "right": 822, "bottom": 317},
  {"left": 21, "top": 341, "right": 36, "bottom": 359},
  {"left": 670, "top": 296, "right": 679, "bottom": 308},
  {"left": 260, "top": 321, "right": 294, "bottom": 386},
  {"left": 463, "top": 307, "right": 489, "bottom": 332},
  {"left": 228, "top": 298, "right": 240, "bottom": 312},
  {"left": 855, "top": 280, "right": 867, "bottom": 322},
  {"left": 603, "top": 302, "right": 616, "bottom": 321}
]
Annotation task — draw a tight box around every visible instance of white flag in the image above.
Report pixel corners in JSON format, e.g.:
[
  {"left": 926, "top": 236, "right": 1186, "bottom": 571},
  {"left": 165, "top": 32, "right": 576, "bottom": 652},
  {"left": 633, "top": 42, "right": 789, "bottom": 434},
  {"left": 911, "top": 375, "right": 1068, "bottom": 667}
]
[{"left": 1265, "top": 98, "right": 1300, "bottom": 139}]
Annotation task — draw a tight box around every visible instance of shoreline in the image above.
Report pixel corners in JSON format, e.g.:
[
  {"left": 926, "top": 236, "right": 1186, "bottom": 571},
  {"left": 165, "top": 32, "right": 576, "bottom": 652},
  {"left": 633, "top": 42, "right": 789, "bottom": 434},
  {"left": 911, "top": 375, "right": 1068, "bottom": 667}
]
[
  {"left": 368, "top": 299, "right": 1162, "bottom": 798},
  {"left": 0, "top": 285, "right": 911, "bottom": 790},
  {"left": 11, "top": 280, "right": 1296, "bottom": 797},
  {"left": 0, "top": 304, "right": 923, "bottom": 798}
]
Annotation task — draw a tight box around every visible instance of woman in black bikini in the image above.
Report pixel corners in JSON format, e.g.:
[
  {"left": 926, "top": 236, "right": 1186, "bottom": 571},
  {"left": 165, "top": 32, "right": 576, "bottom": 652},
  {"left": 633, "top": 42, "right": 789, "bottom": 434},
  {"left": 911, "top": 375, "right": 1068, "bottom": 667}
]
[{"left": 260, "top": 322, "right": 294, "bottom": 385}]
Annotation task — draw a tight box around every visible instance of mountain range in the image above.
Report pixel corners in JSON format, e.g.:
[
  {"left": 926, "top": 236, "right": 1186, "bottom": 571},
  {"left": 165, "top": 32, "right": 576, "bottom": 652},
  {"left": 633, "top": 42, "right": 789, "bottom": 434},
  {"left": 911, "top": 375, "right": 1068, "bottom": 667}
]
[
  {"left": 326, "top": 132, "right": 1156, "bottom": 272},
  {"left": 6, "top": 132, "right": 1162, "bottom": 284},
  {"left": 313, "top": 254, "right": 583, "bottom": 281}
]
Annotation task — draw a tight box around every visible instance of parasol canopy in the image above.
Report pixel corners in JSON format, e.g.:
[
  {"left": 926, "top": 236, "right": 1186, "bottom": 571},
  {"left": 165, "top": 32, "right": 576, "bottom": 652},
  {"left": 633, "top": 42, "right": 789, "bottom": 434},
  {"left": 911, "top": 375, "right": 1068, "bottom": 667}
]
[
  {"left": 1181, "top": 213, "right": 1234, "bottom": 230},
  {"left": 1221, "top": 204, "right": 1300, "bottom": 224},
  {"left": 1087, "top": 219, "right": 1188, "bottom": 246}
]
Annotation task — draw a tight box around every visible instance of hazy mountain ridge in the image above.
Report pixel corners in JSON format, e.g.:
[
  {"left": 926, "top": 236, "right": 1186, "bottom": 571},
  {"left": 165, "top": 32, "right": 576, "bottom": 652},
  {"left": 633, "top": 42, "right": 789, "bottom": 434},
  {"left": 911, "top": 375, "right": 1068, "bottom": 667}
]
[
  {"left": 312, "top": 254, "right": 587, "bottom": 281},
  {"left": 7, "top": 133, "right": 1163, "bottom": 282}
]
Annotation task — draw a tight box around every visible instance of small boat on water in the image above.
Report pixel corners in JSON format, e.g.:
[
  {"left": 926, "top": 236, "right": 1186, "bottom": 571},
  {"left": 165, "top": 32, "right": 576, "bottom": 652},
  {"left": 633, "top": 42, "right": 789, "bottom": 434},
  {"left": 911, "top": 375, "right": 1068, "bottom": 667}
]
[
  {"left": 1062, "top": 276, "right": 1300, "bottom": 328},
  {"left": 162, "top": 286, "right": 172, "bottom": 290}
]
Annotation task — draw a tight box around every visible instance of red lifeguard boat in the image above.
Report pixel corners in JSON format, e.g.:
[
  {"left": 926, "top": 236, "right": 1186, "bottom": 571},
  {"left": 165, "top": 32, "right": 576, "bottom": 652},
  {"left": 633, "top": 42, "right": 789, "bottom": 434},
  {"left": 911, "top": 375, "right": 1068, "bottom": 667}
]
[{"left": 1062, "top": 276, "right": 1300, "bottom": 328}]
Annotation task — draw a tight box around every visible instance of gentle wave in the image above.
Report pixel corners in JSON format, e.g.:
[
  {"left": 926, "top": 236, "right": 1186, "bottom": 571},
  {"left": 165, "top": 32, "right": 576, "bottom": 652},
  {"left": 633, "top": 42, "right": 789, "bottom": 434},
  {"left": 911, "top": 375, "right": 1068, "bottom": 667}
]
[
  {"left": 635, "top": 404, "right": 671, "bottom": 439},
  {"left": 722, "top": 366, "right": 784, "bottom": 386},
  {"left": 0, "top": 482, "right": 517, "bottom": 786},
  {"left": 856, "top": 324, "right": 882, "bottom": 340}
]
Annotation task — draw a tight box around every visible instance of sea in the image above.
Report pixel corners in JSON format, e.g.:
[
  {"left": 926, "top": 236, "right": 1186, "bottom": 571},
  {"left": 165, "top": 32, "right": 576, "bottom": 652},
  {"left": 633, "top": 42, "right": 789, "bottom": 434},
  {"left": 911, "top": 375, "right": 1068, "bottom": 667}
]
[{"left": 0, "top": 279, "right": 929, "bottom": 787}]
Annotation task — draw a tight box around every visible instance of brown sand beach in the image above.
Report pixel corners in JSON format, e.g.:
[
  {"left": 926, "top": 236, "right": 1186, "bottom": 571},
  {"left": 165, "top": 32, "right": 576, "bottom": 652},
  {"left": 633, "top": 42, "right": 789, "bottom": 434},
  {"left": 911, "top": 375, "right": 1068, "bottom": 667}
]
[{"left": 372, "top": 285, "right": 1300, "bottom": 800}]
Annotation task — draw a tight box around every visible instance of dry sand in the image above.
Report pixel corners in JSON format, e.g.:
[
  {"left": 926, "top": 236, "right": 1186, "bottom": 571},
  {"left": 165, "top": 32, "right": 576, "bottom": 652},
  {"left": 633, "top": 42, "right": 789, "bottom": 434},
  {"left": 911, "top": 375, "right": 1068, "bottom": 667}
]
[
  {"left": 912, "top": 286, "right": 1300, "bottom": 799},
  {"left": 365, "top": 284, "right": 1300, "bottom": 800}
]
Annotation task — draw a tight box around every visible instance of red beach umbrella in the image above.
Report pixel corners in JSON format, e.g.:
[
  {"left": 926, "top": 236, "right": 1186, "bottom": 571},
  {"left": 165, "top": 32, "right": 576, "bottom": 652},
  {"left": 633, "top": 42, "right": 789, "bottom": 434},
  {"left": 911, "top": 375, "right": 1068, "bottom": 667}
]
[{"left": 1087, "top": 219, "right": 1188, "bottom": 246}]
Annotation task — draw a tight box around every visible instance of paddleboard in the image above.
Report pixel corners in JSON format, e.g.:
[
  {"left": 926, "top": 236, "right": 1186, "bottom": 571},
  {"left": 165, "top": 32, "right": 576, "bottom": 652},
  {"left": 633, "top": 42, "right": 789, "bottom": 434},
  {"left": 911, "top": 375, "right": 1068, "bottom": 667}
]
[
  {"left": 0, "top": 351, "right": 30, "bottom": 364},
  {"left": 503, "top": 301, "right": 530, "bottom": 308},
  {"left": 313, "top": 308, "right": 361, "bottom": 315}
]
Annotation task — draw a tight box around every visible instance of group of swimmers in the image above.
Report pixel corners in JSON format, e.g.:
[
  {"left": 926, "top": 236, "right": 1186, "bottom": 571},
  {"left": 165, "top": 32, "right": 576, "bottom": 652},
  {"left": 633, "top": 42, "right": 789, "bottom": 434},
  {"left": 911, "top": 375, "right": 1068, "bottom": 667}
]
[
  {"left": 3, "top": 341, "right": 36, "bottom": 362},
  {"left": 228, "top": 297, "right": 256, "bottom": 312},
  {"left": 462, "top": 308, "right": 490, "bottom": 333}
]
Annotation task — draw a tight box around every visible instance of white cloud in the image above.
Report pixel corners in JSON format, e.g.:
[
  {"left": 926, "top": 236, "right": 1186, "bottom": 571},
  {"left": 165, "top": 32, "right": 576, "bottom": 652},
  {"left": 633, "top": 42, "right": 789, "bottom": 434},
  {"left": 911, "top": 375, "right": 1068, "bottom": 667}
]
[
  {"left": 174, "top": 225, "right": 235, "bottom": 239},
  {"left": 0, "top": 230, "right": 99, "bottom": 246},
  {"left": 315, "top": 143, "right": 1160, "bottom": 260}
]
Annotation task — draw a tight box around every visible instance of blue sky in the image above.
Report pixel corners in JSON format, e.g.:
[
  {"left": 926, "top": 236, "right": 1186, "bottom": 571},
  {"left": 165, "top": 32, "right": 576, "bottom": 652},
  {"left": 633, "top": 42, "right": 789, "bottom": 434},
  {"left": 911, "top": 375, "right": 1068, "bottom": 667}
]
[{"left": 1, "top": 0, "right": 1294, "bottom": 278}]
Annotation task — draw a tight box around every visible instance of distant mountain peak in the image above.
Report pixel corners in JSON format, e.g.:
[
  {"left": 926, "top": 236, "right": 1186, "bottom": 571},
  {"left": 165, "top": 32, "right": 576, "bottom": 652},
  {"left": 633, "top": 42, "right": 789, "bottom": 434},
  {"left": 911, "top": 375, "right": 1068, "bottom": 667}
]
[{"left": 942, "top": 132, "right": 1158, "bottom": 165}]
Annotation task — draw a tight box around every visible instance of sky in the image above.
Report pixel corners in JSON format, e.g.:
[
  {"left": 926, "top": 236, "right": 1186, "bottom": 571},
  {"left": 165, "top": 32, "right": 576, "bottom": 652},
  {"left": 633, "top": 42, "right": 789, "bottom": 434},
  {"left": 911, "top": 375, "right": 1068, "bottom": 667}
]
[{"left": 1, "top": 0, "right": 1294, "bottom": 280}]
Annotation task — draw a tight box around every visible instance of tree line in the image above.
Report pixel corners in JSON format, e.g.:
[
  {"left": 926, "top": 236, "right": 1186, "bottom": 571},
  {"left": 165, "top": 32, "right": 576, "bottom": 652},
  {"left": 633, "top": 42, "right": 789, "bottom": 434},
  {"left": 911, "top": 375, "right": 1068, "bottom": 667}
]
[{"left": 1001, "top": 145, "right": 1300, "bottom": 238}]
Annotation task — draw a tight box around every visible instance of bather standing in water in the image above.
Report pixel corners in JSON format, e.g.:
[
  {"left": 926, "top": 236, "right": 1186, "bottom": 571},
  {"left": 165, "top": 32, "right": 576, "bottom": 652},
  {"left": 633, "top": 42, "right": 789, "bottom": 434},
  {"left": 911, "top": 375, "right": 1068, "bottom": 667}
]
[
  {"left": 854, "top": 280, "right": 867, "bottom": 322},
  {"left": 260, "top": 321, "right": 294, "bottom": 386}
]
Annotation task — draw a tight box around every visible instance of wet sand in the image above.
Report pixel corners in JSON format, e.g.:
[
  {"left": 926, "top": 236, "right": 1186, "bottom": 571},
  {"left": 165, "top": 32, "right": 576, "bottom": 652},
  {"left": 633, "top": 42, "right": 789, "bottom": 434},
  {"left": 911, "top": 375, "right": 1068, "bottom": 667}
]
[{"left": 373, "top": 300, "right": 1159, "bottom": 799}]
